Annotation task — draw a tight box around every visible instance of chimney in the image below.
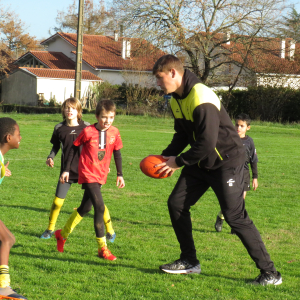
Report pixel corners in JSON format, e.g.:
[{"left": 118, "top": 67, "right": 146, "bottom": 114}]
[
  {"left": 126, "top": 40, "right": 131, "bottom": 58},
  {"left": 289, "top": 40, "right": 296, "bottom": 61},
  {"left": 226, "top": 31, "right": 230, "bottom": 45},
  {"left": 281, "top": 39, "right": 285, "bottom": 59},
  {"left": 114, "top": 30, "right": 119, "bottom": 42},
  {"left": 122, "top": 39, "right": 126, "bottom": 59}
]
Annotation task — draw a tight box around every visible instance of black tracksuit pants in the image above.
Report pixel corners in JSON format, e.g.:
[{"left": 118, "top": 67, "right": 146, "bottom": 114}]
[{"left": 168, "top": 163, "right": 276, "bottom": 272}]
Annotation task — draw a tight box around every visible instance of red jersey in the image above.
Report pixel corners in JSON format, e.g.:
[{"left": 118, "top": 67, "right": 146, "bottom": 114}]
[{"left": 74, "top": 124, "right": 123, "bottom": 184}]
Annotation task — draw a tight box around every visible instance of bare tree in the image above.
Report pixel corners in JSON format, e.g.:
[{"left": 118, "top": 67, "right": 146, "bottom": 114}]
[
  {"left": 113, "top": 0, "right": 288, "bottom": 86},
  {"left": 55, "top": 0, "right": 115, "bottom": 35}
]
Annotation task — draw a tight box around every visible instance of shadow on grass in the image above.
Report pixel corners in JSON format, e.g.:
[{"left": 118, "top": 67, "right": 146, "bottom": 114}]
[
  {"left": 0, "top": 204, "right": 92, "bottom": 217},
  {"left": 10, "top": 251, "right": 161, "bottom": 274},
  {"left": 11, "top": 250, "right": 252, "bottom": 282},
  {"left": 2, "top": 204, "right": 212, "bottom": 235}
]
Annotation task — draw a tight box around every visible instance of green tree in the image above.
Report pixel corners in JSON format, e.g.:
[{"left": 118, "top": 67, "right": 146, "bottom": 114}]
[{"left": 279, "top": 7, "right": 300, "bottom": 42}]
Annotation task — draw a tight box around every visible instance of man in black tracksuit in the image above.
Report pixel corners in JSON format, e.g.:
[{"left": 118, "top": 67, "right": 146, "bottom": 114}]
[{"left": 153, "top": 55, "right": 282, "bottom": 286}]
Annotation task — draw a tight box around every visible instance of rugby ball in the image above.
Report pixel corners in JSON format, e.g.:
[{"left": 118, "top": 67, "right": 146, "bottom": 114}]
[{"left": 140, "top": 155, "right": 168, "bottom": 179}]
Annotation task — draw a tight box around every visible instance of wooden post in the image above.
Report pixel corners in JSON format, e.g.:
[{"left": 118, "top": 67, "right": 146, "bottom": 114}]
[{"left": 74, "top": 0, "right": 84, "bottom": 100}]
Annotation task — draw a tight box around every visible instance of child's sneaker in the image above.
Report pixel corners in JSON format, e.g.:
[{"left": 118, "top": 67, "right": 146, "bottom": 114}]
[
  {"left": 106, "top": 232, "right": 116, "bottom": 243},
  {"left": 40, "top": 229, "right": 54, "bottom": 239},
  {"left": 55, "top": 229, "right": 66, "bottom": 253},
  {"left": 98, "top": 246, "right": 117, "bottom": 261},
  {"left": 0, "top": 286, "right": 27, "bottom": 299},
  {"left": 215, "top": 215, "right": 224, "bottom": 232}
]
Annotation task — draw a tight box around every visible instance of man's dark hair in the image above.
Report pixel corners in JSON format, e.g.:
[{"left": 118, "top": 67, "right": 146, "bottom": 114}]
[
  {"left": 95, "top": 100, "right": 116, "bottom": 117},
  {"left": 235, "top": 113, "right": 251, "bottom": 126},
  {"left": 153, "top": 54, "right": 184, "bottom": 75},
  {"left": 0, "top": 117, "right": 17, "bottom": 145}
]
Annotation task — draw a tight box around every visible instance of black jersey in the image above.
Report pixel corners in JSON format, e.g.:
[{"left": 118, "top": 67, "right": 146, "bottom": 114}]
[
  {"left": 241, "top": 136, "right": 258, "bottom": 178},
  {"left": 48, "top": 120, "right": 90, "bottom": 180}
]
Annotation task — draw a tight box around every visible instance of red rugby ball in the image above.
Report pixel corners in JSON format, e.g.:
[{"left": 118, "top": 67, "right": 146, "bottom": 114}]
[{"left": 140, "top": 155, "right": 168, "bottom": 179}]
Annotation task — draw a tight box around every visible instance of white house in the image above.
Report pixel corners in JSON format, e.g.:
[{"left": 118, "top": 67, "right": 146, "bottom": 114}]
[
  {"left": 1, "top": 67, "right": 102, "bottom": 105},
  {"left": 39, "top": 32, "right": 163, "bottom": 86},
  {"left": 1, "top": 32, "right": 164, "bottom": 105},
  {"left": 184, "top": 32, "right": 300, "bottom": 89}
]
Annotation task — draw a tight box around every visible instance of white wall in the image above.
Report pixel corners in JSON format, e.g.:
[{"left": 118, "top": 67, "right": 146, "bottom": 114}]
[
  {"left": 46, "top": 37, "right": 76, "bottom": 60},
  {"left": 95, "top": 70, "right": 156, "bottom": 87},
  {"left": 256, "top": 74, "right": 300, "bottom": 88},
  {"left": 37, "top": 78, "right": 100, "bottom": 104}
]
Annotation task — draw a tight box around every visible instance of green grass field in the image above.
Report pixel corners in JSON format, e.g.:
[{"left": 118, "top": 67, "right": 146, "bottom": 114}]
[{"left": 0, "top": 112, "right": 299, "bottom": 300}]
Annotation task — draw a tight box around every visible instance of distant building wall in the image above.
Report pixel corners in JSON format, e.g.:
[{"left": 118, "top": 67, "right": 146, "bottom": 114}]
[
  {"left": 1, "top": 71, "right": 37, "bottom": 105},
  {"left": 256, "top": 74, "right": 300, "bottom": 88},
  {"left": 46, "top": 38, "right": 75, "bottom": 60},
  {"left": 37, "top": 78, "right": 101, "bottom": 104}
]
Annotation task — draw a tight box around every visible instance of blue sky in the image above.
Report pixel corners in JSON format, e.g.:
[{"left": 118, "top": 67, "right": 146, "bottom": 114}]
[
  {"left": 5, "top": 0, "right": 300, "bottom": 40},
  {"left": 7, "top": 0, "right": 81, "bottom": 40}
]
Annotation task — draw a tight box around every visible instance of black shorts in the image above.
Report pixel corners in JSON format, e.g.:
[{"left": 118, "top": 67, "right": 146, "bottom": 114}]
[{"left": 244, "top": 169, "right": 250, "bottom": 191}]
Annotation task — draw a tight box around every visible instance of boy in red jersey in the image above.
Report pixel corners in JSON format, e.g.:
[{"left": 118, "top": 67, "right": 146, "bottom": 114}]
[
  {"left": 55, "top": 100, "right": 124, "bottom": 261},
  {"left": 40, "top": 98, "right": 116, "bottom": 243}
]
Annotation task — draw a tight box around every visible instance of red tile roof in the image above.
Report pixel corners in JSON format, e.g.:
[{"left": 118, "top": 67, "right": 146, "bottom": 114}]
[
  {"left": 15, "top": 51, "right": 75, "bottom": 69},
  {"left": 187, "top": 33, "right": 300, "bottom": 75},
  {"left": 220, "top": 36, "right": 300, "bottom": 74},
  {"left": 42, "top": 32, "right": 165, "bottom": 71},
  {"left": 20, "top": 67, "right": 102, "bottom": 80}
]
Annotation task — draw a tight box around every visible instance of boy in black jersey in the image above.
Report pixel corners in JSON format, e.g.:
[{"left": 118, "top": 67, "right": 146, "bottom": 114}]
[
  {"left": 215, "top": 113, "right": 258, "bottom": 234},
  {"left": 40, "top": 98, "right": 116, "bottom": 243},
  {"left": 0, "top": 117, "right": 26, "bottom": 299},
  {"left": 153, "top": 55, "right": 282, "bottom": 286}
]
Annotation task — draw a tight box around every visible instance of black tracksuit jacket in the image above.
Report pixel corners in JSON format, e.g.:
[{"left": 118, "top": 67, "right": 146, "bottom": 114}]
[{"left": 162, "top": 69, "right": 245, "bottom": 170}]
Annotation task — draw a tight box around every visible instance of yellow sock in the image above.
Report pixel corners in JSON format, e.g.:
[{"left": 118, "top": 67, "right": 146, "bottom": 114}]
[
  {"left": 61, "top": 210, "right": 83, "bottom": 239},
  {"left": 103, "top": 205, "right": 115, "bottom": 235},
  {"left": 218, "top": 211, "right": 225, "bottom": 220},
  {"left": 96, "top": 237, "right": 107, "bottom": 250},
  {"left": 48, "top": 197, "right": 65, "bottom": 231},
  {"left": 0, "top": 265, "right": 10, "bottom": 288}
]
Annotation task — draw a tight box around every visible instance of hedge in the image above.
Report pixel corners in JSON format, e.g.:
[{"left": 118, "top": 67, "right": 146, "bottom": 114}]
[
  {"left": 217, "top": 87, "right": 300, "bottom": 122},
  {"left": 2, "top": 86, "right": 300, "bottom": 122}
]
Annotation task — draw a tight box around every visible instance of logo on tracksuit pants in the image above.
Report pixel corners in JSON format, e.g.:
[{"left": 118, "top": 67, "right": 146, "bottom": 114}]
[{"left": 227, "top": 179, "right": 235, "bottom": 186}]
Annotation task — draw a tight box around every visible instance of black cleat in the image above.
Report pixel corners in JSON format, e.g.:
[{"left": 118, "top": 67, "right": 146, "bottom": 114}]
[{"left": 215, "top": 216, "right": 224, "bottom": 232}]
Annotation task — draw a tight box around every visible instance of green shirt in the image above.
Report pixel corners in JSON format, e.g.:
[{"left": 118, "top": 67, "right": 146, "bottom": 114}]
[{"left": 0, "top": 150, "right": 4, "bottom": 185}]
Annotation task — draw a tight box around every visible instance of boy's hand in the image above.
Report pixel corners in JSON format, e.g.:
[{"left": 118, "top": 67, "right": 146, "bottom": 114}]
[
  {"left": 252, "top": 178, "right": 258, "bottom": 191},
  {"left": 116, "top": 176, "right": 125, "bottom": 188},
  {"left": 46, "top": 158, "right": 54, "bottom": 168},
  {"left": 60, "top": 172, "right": 69, "bottom": 184},
  {"left": 155, "top": 156, "right": 180, "bottom": 177},
  {"left": 4, "top": 162, "right": 11, "bottom": 177}
]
